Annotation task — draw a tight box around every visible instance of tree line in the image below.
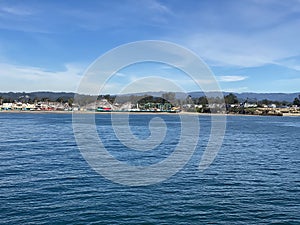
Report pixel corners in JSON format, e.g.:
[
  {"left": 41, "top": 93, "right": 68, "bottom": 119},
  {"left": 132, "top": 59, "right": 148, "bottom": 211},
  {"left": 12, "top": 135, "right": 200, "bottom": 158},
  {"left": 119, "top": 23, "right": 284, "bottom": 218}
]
[
  {"left": 1, "top": 92, "right": 300, "bottom": 108},
  {"left": 0, "top": 96, "right": 74, "bottom": 106}
]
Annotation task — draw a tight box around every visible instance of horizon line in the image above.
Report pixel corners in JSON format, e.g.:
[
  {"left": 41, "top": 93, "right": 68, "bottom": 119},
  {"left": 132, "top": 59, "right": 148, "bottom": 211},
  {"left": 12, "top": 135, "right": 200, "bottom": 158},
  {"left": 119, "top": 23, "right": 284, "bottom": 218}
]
[{"left": 1, "top": 90, "right": 300, "bottom": 95}]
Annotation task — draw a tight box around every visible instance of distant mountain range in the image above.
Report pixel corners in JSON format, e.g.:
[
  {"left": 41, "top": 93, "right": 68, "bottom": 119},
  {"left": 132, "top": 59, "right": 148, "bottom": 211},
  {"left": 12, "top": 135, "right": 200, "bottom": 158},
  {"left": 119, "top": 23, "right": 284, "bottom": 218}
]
[
  {"left": 118, "top": 91, "right": 300, "bottom": 102},
  {"left": 0, "top": 91, "right": 300, "bottom": 102},
  {"left": 0, "top": 92, "right": 75, "bottom": 102},
  {"left": 188, "top": 92, "right": 300, "bottom": 102}
]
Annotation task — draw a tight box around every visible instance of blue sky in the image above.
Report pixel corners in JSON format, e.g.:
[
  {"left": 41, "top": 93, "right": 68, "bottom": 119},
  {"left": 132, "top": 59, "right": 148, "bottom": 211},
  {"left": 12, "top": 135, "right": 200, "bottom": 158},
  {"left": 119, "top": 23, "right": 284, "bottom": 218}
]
[{"left": 0, "top": 0, "right": 300, "bottom": 93}]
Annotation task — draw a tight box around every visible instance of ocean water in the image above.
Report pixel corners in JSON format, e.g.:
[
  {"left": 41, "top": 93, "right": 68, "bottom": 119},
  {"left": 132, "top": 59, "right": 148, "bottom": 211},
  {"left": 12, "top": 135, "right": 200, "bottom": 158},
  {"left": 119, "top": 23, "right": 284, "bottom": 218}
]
[{"left": 0, "top": 113, "right": 299, "bottom": 224}]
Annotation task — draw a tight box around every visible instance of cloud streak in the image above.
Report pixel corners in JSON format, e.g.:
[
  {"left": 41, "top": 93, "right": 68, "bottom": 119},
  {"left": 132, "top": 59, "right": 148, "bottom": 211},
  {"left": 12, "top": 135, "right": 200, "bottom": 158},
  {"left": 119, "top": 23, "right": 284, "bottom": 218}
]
[
  {"left": 0, "top": 6, "right": 34, "bottom": 16},
  {"left": 218, "top": 76, "right": 248, "bottom": 82},
  {"left": 0, "top": 63, "right": 83, "bottom": 92},
  {"left": 175, "top": 0, "right": 300, "bottom": 70}
]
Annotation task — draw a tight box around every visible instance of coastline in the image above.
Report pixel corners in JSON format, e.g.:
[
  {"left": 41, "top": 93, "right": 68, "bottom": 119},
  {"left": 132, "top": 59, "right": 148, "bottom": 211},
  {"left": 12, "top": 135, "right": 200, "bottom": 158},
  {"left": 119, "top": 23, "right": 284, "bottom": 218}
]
[{"left": 1, "top": 110, "right": 300, "bottom": 117}]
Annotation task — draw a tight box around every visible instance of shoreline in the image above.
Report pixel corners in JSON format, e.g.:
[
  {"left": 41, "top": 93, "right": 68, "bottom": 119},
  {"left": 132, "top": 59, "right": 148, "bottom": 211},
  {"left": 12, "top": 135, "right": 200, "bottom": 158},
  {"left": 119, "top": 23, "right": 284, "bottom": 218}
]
[{"left": 1, "top": 110, "right": 300, "bottom": 117}]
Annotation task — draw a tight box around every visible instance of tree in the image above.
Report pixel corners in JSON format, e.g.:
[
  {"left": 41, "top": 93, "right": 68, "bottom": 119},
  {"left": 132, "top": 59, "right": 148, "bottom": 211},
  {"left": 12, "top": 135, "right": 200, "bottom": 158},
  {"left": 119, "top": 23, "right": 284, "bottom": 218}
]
[
  {"left": 41, "top": 97, "right": 50, "bottom": 102},
  {"left": 224, "top": 93, "right": 238, "bottom": 104},
  {"left": 68, "top": 98, "right": 74, "bottom": 106},
  {"left": 56, "top": 97, "right": 64, "bottom": 103},
  {"left": 293, "top": 97, "right": 300, "bottom": 106},
  {"left": 194, "top": 96, "right": 208, "bottom": 105},
  {"left": 185, "top": 94, "right": 193, "bottom": 104},
  {"left": 162, "top": 92, "right": 176, "bottom": 104},
  {"left": 28, "top": 98, "right": 34, "bottom": 104},
  {"left": 103, "top": 94, "right": 116, "bottom": 103}
]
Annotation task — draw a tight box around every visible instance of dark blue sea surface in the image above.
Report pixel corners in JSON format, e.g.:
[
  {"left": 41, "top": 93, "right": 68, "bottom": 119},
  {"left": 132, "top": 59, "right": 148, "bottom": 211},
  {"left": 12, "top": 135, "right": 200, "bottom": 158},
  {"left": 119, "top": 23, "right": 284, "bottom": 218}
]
[{"left": 0, "top": 113, "right": 299, "bottom": 224}]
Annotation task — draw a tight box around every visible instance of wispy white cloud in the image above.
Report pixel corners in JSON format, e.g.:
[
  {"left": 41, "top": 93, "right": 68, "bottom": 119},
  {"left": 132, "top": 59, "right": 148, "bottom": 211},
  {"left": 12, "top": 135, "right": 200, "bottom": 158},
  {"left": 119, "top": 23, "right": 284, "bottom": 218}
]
[
  {"left": 114, "top": 72, "right": 126, "bottom": 77},
  {"left": 273, "top": 55, "right": 300, "bottom": 71},
  {"left": 57, "top": 0, "right": 173, "bottom": 31},
  {"left": 218, "top": 76, "right": 248, "bottom": 82},
  {"left": 0, "top": 3, "right": 51, "bottom": 33},
  {"left": 177, "top": 0, "right": 300, "bottom": 70},
  {"left": 185, "top": 26, "right": 300, "bottom": 68},
  {"left": 0, "top": 63, "right": 84, "bottom": 92},
  {"left": 222, "top": 87, "right": 249, "bottom": 93},
  {"left": 147, "top": 0, "right": 172, "bottom": 14},
  {"left": 0, "top": 6, "right": 35, "bottom": 16}
]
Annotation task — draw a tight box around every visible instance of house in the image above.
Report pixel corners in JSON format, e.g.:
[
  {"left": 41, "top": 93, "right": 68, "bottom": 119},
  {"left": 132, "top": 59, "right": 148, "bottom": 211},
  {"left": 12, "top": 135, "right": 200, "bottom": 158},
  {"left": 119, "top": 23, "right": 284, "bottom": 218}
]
[{"left": 2, "top": 103, "right": 13, "bottom": 110}]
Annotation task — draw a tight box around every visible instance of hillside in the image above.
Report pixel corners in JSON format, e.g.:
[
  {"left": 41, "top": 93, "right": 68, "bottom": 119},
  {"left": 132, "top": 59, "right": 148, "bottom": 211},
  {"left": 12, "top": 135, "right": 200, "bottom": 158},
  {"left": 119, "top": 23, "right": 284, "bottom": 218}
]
[
  {"left": 1, "top": 91, "right": 299, "bottom": 103},
  {"left": 0, "top": 92, "right": 76, "bottom": 102},
  {"left": 188, "top": 92, "right": 300, "bottom": 102}
]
